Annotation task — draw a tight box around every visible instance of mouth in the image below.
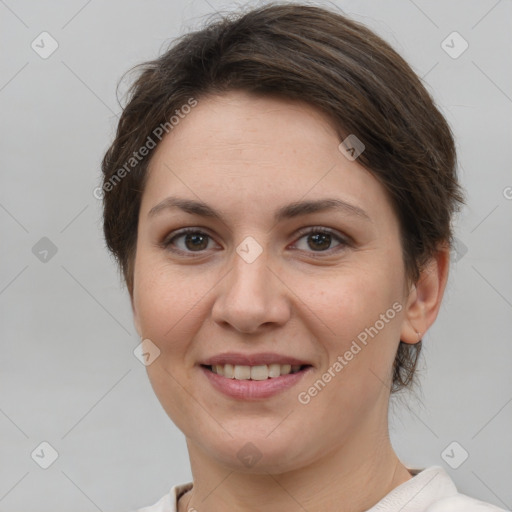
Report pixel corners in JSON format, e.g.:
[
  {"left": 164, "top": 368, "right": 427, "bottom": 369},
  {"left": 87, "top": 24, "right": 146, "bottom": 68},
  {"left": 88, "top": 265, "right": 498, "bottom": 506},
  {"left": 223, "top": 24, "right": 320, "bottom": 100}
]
[
  {"left": 201, "top": 363, "right": 311, "bottom": 380},
  {"left": 198, "top": 354, "right": 313, "bottom": 400},
  {"left": 199, "top": 352, "right": 313, "bottom": 379}
]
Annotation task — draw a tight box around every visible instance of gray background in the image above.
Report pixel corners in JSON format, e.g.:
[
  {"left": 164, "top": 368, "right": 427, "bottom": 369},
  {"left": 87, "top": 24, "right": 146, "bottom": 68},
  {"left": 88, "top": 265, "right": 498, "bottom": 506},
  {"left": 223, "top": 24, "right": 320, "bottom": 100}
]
[{"left": 1, "top": 0, "right": 511, "bottom": 511}]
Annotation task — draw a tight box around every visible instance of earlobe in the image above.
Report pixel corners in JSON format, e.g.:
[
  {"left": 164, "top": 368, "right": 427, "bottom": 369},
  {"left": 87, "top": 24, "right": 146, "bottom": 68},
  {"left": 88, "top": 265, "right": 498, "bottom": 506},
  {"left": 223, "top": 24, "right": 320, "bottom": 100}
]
[{"left": 400, "top": 247, "right": 450, "bottom": 345}]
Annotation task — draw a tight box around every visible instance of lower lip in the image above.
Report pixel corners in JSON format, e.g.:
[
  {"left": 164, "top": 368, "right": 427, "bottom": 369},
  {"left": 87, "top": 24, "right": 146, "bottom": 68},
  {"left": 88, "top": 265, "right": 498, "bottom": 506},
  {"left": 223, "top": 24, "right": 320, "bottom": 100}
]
[{"left": 200, "top": 365, "right": 312, "bottom": 400}]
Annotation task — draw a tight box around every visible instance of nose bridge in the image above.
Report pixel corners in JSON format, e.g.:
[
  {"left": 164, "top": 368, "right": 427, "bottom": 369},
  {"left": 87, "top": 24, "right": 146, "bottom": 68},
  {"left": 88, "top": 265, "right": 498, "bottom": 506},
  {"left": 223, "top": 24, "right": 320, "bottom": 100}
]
[
  {"left": 232, "top": 246, "right": 269, "bottom": 296},
  {"left": 211, "top": 241, "right": 289, "bottom": 332}
]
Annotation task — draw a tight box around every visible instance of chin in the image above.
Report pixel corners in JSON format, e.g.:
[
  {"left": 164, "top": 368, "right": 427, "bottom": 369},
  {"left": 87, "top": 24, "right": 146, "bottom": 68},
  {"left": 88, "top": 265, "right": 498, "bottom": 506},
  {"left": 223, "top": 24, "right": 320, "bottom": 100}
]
[{"left": 196, "top": 429, "right": 313, "bottom": 474}]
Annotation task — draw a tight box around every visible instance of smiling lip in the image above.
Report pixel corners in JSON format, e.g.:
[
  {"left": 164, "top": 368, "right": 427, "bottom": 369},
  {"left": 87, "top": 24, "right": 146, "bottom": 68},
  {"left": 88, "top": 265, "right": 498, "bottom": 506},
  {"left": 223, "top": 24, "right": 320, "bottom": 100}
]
[
  {"left": 198, "top": 352, "right": 313, "bottom": 400},
  {"left": 201, "top": 365, "right": 312, "bottom": 400}
]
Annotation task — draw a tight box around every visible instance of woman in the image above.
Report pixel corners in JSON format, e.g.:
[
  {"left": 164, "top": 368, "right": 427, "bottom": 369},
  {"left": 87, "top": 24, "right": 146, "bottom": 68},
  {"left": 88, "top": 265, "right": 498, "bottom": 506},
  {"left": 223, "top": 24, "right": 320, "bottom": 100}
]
[{"left": 101, "top": 3, "right": 506, "bottom": 511}]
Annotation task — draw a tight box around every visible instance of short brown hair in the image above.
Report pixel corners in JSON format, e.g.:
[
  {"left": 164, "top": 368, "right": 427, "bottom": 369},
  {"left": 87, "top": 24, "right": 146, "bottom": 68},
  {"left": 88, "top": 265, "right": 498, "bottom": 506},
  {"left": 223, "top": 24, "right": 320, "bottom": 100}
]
[{"left": 101, "top": 2, "right": 464, "bottom": 393}]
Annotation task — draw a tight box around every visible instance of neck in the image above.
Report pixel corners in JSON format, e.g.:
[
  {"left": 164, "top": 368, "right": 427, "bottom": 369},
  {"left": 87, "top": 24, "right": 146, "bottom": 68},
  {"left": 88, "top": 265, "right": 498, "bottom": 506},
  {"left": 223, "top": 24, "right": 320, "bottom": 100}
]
[{"left": 180, "top": 419, "right": 412, "bottom": 512}]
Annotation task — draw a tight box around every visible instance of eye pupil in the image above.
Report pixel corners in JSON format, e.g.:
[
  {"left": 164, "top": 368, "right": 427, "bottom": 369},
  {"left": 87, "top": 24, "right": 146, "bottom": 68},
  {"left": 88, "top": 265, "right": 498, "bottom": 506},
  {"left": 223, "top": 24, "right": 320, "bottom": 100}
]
[
  {"left": 308, "top": 232, "right": 331, "bottom": 251},
  {"left": 185, "top": 233, "right": 208, "bottom": 251}
]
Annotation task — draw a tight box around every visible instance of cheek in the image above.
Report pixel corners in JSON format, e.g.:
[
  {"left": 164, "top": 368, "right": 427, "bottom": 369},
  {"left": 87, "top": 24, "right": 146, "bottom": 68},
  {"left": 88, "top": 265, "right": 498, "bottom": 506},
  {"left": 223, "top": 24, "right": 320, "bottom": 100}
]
[
  {"left": 133, "top": 253, "right": 210, "bottom": 343},
  {"left": 293, "top": 260, "right": 404, "bottom": 338},
  {"left": 292, "top": 260, "right": 405, "bottom": 396},
  {"left": 133, "top": 257, "right": 210, "bottom": 431}
]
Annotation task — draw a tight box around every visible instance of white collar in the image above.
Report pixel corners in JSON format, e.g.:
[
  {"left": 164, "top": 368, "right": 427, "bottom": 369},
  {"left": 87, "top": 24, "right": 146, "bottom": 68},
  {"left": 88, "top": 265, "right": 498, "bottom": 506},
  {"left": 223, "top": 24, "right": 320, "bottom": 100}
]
[{"left": 160, "top": 465, "right": 458, "bottom": 512}]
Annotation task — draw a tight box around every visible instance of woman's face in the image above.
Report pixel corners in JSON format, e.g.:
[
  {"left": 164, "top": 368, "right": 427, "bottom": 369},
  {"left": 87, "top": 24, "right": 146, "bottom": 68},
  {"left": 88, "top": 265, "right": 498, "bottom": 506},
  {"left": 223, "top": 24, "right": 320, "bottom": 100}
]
[{"left": 132, "top": 90, "right": 419, "bottom": 472}]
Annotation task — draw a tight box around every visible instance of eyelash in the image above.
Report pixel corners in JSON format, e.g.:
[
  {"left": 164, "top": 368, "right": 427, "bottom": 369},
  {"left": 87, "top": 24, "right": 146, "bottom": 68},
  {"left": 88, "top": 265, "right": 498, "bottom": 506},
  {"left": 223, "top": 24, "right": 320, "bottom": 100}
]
[{"left": 161, "top": 226, "right": 351, "bottom": 257}]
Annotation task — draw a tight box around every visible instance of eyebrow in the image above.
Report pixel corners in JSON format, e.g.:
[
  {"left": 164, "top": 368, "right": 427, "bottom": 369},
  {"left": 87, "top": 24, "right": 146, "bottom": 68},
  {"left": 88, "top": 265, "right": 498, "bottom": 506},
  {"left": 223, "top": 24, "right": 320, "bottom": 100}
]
[{"left": 147, "top": 196, "right": 371, "bottom": 223}]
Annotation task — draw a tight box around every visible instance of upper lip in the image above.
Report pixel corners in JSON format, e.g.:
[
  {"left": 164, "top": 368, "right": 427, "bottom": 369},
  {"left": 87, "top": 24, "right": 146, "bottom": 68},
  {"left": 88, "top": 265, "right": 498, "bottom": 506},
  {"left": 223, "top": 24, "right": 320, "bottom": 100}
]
[{"left": 200, "top": 352, "right": 312, "bottom": 367}]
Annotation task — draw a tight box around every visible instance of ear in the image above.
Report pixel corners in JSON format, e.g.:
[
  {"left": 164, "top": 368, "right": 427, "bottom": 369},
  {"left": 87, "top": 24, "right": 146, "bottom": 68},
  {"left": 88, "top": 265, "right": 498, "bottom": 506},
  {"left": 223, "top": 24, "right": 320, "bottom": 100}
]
[{"left": 400, "top": 246, "right": 450, "bottom": 344}]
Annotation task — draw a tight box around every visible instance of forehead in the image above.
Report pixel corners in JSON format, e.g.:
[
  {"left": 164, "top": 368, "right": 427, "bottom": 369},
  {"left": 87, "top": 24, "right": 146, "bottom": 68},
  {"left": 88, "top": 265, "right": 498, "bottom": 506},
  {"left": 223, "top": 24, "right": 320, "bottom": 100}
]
[
  {"left": 140, "top": 90, "right": 397, "bottom": 230},
  {"left": 166, "top": 91, "right": 340, "bottom": 154}
]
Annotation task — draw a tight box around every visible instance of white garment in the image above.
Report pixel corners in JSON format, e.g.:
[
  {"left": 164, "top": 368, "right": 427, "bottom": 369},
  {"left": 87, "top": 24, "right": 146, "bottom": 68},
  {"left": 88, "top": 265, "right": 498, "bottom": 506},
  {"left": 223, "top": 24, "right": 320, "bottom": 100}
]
[{"left": 133, "top": 465, "right": 508, "bottom": 512}]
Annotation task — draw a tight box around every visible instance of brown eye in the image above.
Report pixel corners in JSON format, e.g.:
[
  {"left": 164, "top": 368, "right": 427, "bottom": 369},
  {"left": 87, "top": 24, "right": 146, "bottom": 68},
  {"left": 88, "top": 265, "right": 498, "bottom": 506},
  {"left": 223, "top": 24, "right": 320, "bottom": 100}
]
[
  {"left": 182, "top": 232, "right": 209, "bottom": 251},
  {"left": 164, "top": 229, "right": 216, "bottom": 254},
  {"left": 307, "top": 232, "right": 332, "bottom": 251},
  {"left": 293, "top": 227, "right": 348, "bottom": 253}
]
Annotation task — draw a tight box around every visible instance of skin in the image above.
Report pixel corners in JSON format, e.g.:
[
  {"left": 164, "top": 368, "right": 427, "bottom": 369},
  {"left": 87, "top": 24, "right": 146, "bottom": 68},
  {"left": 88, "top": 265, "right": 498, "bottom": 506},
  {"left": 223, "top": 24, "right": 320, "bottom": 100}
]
[{"left": 131, "top": 90, "right": 449, "bottom": 512}]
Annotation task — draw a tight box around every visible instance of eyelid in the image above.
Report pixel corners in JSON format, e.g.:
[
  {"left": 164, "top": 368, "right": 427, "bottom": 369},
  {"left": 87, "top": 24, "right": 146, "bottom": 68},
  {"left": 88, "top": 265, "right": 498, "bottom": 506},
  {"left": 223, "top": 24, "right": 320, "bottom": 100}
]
[
  {"left": 290, "top": 226, "right": 351, "bottom": 253},
  {"left": 161, "top": 225, "right": 351, "bottom": 256},
  {"left": 293, "top": 225, "right": 350, "bottom": 243},
  {"left": 161, "top": 227, "right": 220, "bottom": 255}
]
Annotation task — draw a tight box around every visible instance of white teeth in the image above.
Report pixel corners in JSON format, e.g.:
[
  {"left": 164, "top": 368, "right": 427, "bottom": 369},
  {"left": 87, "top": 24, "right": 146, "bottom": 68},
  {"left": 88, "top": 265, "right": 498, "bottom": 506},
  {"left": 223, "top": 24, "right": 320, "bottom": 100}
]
[
  {"left": 268, "top": 363, "right": 281, "bottom": 378},
  {"left": 223, "top": 364, "right": 234, "bottom": 378},
  {"left": 250, "top": 365, "right": 268, "bottom": 381},
  {"left": 209, "top": 363, "right": 303, "bottom": 380},
  {"left": 281, "top": 364, "right": 291, "bottom": 375},
  {"left": 234, "top": 365, "right": 251, "bottom": 380}
]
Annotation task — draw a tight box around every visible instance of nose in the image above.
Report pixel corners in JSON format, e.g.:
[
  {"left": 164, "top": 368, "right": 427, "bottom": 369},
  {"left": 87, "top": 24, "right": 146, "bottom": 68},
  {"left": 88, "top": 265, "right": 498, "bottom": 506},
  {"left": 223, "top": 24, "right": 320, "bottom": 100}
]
[{"left": 211, "top": 248, "right": 291, "bottom": 334}]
